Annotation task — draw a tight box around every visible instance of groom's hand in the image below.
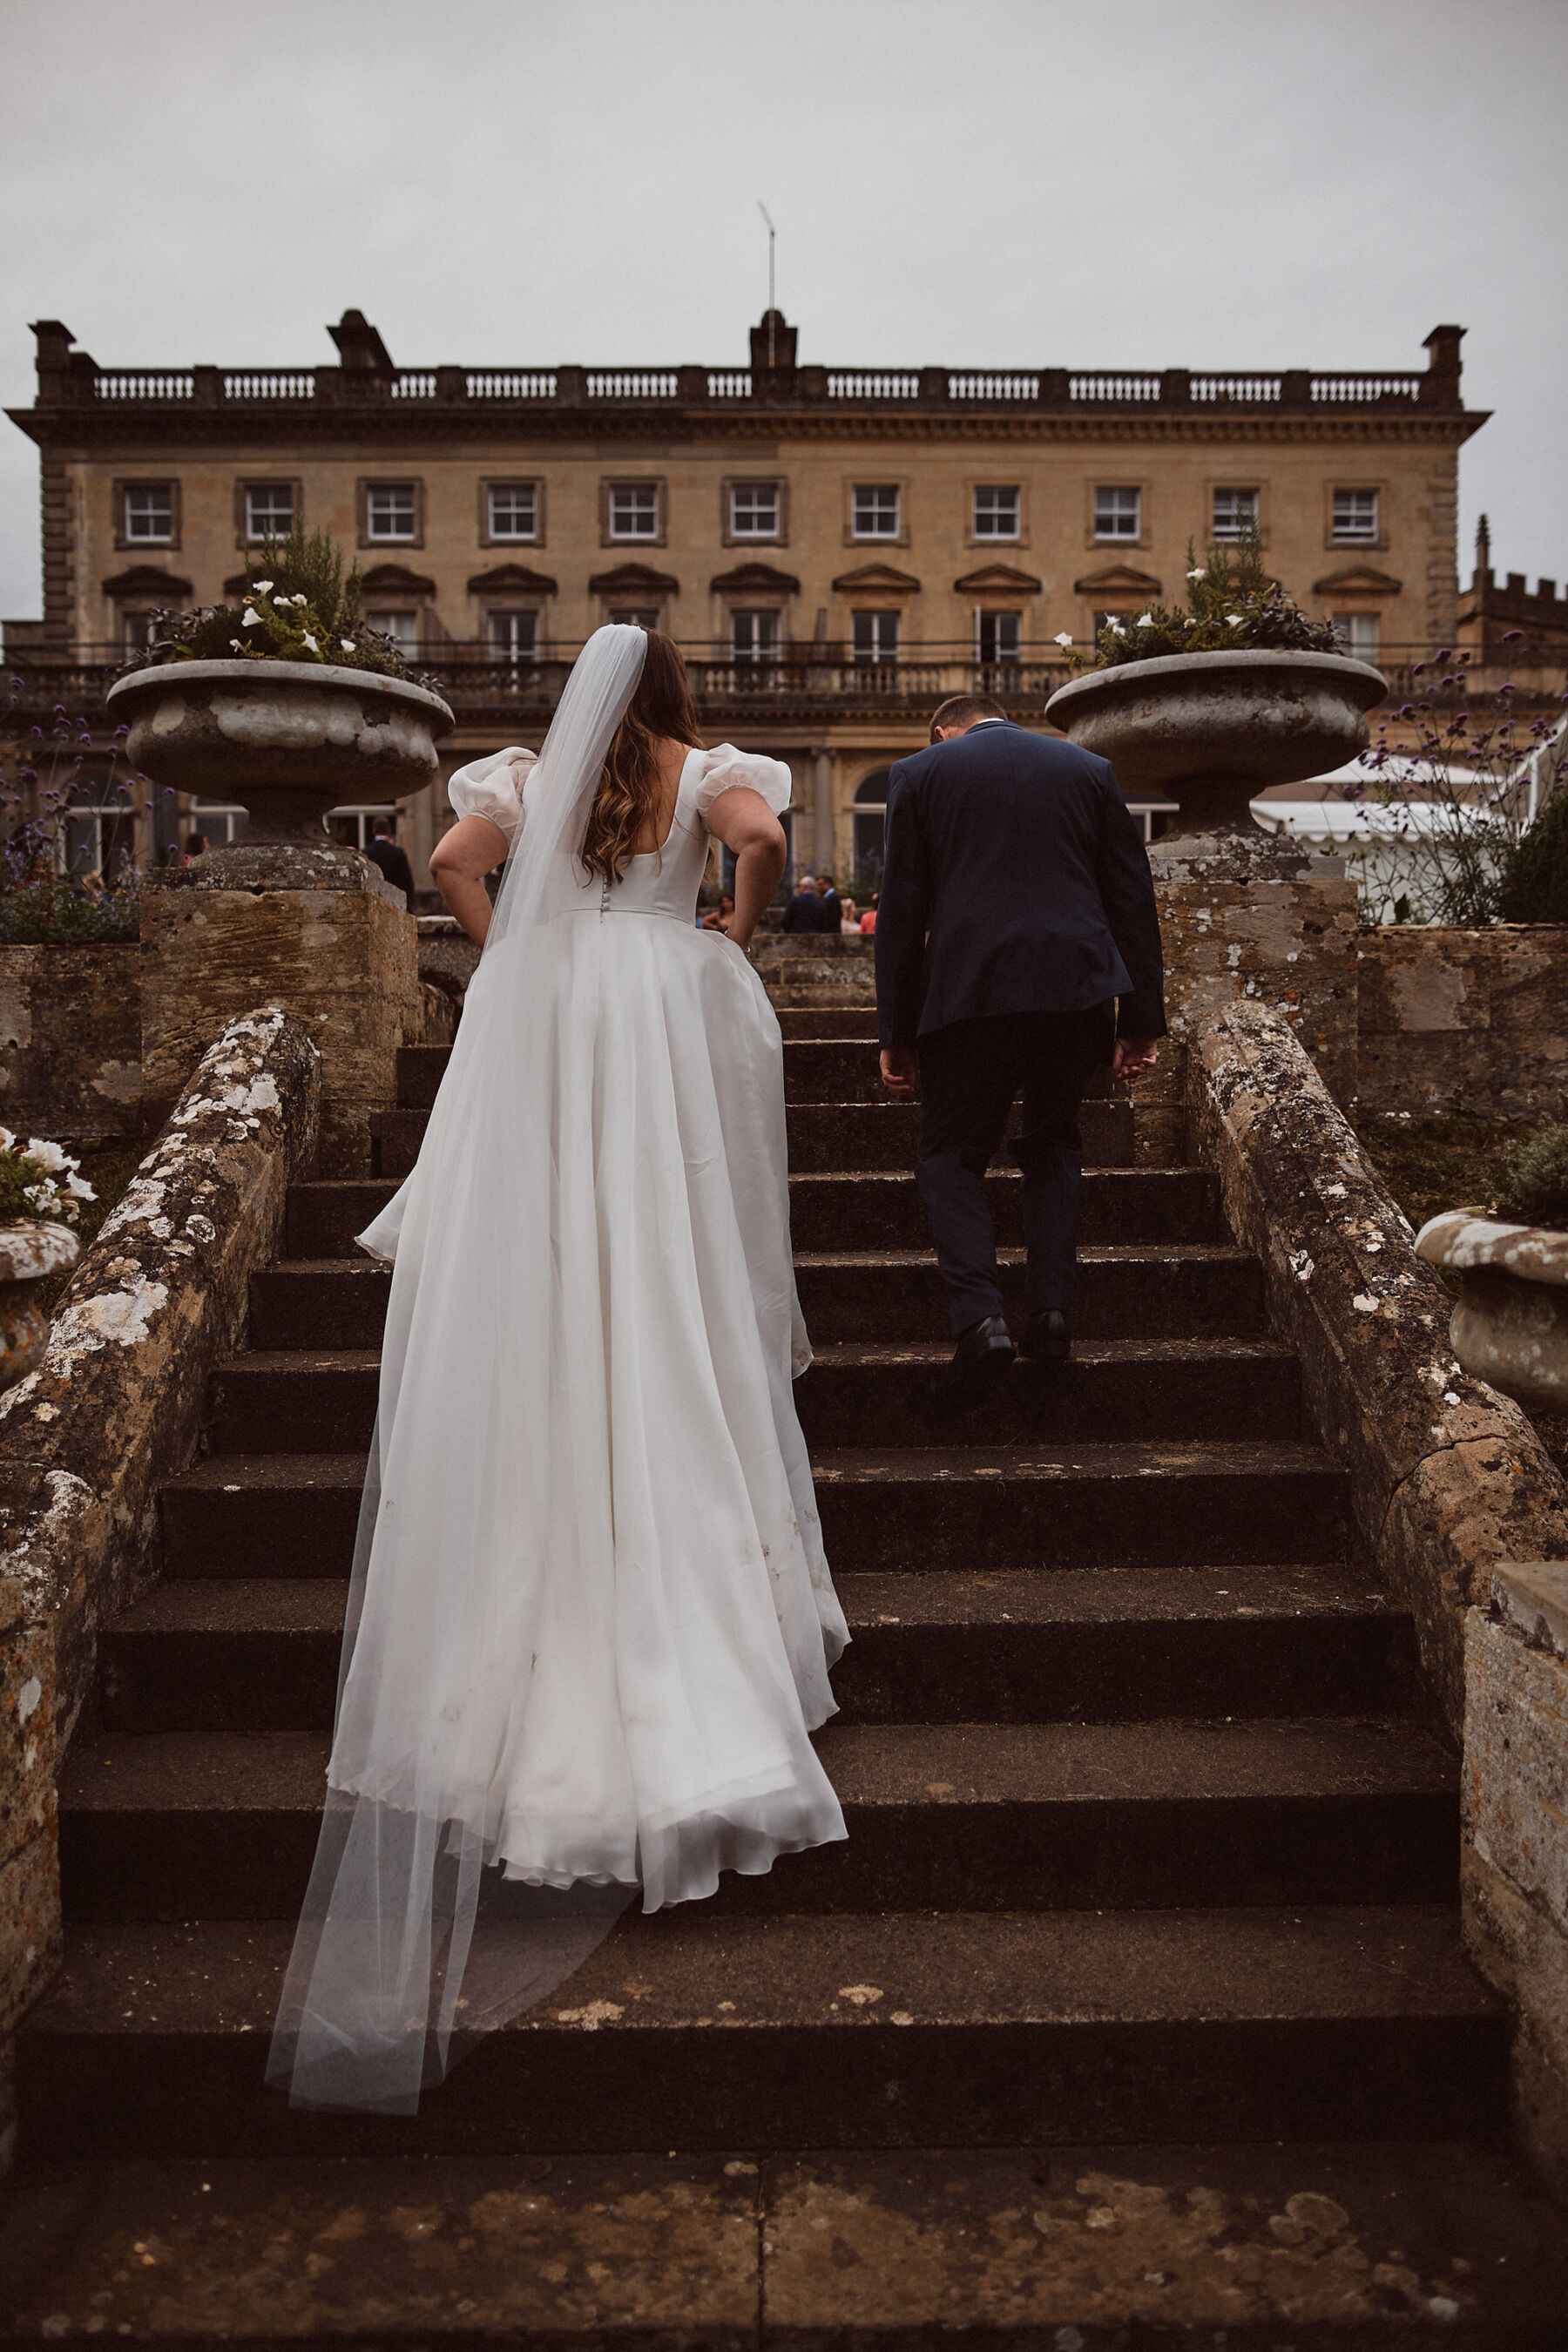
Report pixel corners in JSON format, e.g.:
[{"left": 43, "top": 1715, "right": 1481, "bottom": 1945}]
[
  {"left": 880, "top": 1047, "right": 919, "bottom": 1098},
  {"left": 1112, "top": 1036, "right": 1160, "bottom": 1078}
]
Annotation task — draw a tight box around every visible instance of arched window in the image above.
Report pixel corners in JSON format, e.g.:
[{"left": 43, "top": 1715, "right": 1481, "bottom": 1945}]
[{"left": 853, "top": 767, "right": 891, "bottom": 874}]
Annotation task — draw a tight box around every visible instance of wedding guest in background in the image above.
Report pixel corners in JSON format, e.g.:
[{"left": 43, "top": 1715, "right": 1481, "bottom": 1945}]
[
  {"left": 782, "top": 872, "right": 822, "bottom": 932},
  {"left": 812, "top": 870, "right": 842, "bottom": 933},
  {"left": 859, "top": 892, "right": 880, "bottom": 936},
  {"left": 701, "top": 892, "right": 737, "bottom": 933},
  {"left": 367, "top": 813, "right": 416, "bottom": 902},
  {"left": 840, "top": 896, "right": 859, "bottom": 935},
  {"left": 182, "top": 830, "right": 208, "bottom": 864}
]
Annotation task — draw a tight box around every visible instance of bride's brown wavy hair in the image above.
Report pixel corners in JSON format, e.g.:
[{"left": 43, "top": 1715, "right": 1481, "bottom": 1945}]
[{"left": 580, "top": 629, "right": 704, "bottom": 884}]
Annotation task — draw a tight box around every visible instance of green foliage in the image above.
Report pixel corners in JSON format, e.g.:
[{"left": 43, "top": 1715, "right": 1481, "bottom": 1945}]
[
  {"left": 1497, "top": 781, "right": 1568, "bottom": 923},
  {"left": 1495, "top": 1121, "right": 1568, "bottom": 1227},
  {"left": 119, "top": 523, "right": 410, "bottom": 679},
  {"left": 1082, "top": 522, "right": 1343, "bottom": 670},
  {"left": 0, "top": 868, "right": 139, "bottom": 943}
]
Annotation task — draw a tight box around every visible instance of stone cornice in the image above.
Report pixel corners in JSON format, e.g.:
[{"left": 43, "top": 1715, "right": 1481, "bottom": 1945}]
[{"left": 4, "top": 402, "right": 1491, "bottom": 456}]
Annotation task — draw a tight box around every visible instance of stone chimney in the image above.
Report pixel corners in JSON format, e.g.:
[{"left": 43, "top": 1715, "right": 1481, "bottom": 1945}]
[
  {"left": 31, "top": 320, "right": 95, "bottom": 403},
  {"left": 1475, "top": 512, "right": 1492, "bottom": 589},
  {"left": 749, "top": 308, "right": 798, "bottom": 383},
  {"left": 328, "top": 309, "right": 395, "bottom": 384},
  {"left": 1421, "top": 324, "right": 1465, "bottom": 407}
]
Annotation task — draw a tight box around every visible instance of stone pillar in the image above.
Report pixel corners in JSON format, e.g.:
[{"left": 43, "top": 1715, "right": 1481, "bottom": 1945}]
[
  {"left": 1150, "top": 833, "right": 1361, "bottom": 1106},
  {"left": 1463, "top": 1564, "right": 1568, "bottom": 2204},
  {"left": 812, "top": 749, "right": 835, "bottom": 871},
  {"left": 142, "top": 846, "right": 420, "bottom": 1178}
]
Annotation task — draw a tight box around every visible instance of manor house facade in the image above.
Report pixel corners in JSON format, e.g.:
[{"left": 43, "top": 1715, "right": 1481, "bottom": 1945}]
[{"left": 4, "top": 309, "right": 1487, "bottom": 888}]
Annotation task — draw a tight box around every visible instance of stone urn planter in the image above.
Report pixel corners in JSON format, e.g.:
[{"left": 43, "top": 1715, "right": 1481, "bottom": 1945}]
[
  {"left": 106, "top": 659, "right": 455, "bottom": 867},
  {"left": 1044, "top": 650, "right": 1386, "bottom": 841},
  {"left": 0, "top": 1220, "right": 79, "bottom": 1393},
  {"left": 1416, "top": 1209, "right": 1568, "bottom": 1416}
]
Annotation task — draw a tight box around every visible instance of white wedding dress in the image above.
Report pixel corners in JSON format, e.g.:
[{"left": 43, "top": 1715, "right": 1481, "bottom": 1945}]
[{"left": 269, "top": 629, "right": 847, "bottom": 2114}]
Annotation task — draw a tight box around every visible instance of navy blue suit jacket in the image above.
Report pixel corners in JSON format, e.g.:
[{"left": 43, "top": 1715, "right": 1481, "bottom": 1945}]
[{"left": 874, "top": 721, "right": 1167, "bottom": 1051}]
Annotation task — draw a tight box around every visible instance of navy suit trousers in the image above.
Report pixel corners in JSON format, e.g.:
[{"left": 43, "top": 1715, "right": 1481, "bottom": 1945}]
[{"left": 916, "top": 1006, "right": 1116, "bottom": 1335}]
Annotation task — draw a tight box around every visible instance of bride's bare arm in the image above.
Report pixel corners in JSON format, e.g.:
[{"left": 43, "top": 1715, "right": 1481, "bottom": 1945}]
[
  {"left": 703, "top": 787, "right": 787, "bottom": 952},
  {"left": 429, "top": 814, "right": 510, "bottom": 945}
]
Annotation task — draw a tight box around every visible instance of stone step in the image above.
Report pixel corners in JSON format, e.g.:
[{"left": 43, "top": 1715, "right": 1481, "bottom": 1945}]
[
  {"left": 370, "top": 1096, "right": 1138, "bottom": 1179},
  {"left": 794, "top": 1339, "right": 1300, "bottom": 1448},
  {"left": 9, "top": 2139, "right": 1567, "bottom": 2344},
  {"left": 395, "top": 1042, "right": 449, "bottom": 1109},
  {"left": 287, "top": 1169, "right": 1220, "bottom": 1259},
  {"left": 787, "top": 1168, "right": 1220, "bottom": 1252},
  {"left": 17, "top": 1906, "right": 1506, "bottom": 2158},
  {"left": 396, "top": 1037, "right": 1140, "bottom": 1118},
  {"left": 163, "top": 1442, "right": 1348, "bottom": 1577},
  {"left": 782, "top": 1040, "right": 907, "bottom": 1103},
  {"left": 99, "top": 1566, "right": 1413, "bottom": 1737},
  {"left": 203, "top": 1337, "right": 1301, "bottom": 1456},
  {"left": 57, "top": 1718, "right": 1458, "bottom": 1925},
  {"left": 794, "top": 1246, "right": 1263, "bottom": 1343},
  {"left": 250, "top": 1243, "right": 1265, "bottom": 1353},
  {"left": 776, "top": 1005, "right": 881, "bottom": 1037}
]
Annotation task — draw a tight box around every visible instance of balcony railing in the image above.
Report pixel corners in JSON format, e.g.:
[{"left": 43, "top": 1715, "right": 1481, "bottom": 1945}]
[{"left": 10, "top": 645, "right": 1563, "bottom": 735}]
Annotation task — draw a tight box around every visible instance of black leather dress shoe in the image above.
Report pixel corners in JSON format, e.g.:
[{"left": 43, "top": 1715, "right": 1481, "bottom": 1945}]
[
  {"left": 948, "top": 1314, "right": 1017, "bottom": 1399},
  {"left": 1019, "top": 1308, "right": 1071, "bottom": 1364}
]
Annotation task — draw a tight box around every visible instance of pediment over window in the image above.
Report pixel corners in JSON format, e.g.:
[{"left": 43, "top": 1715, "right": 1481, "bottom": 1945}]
[
  {"left": 468, "top": 563, "right": 558, "bottom": 596},
  {"left": 361, "top": 563, "right": 437, "bottom": 597},
  {"left": 1073, "top": 564, "right": 1162, "bottom": 598},
  {"left": 954, "top": 564, "right": 1043, "bottom": 596},
  {"left": 104, "top": 564, "right": 192, "bottom": 599},
  {"left": 588, "top": 561, "right": 679, "bottom": 597},
  {"left": 711, "top": 562, "right": 801, "bottom": 596},
  {"left": 1314, "top": 564, "right": 1402, "bottom": 598},
  {"left": 831, "top": 563, "right": 922, "bottom": 596}
]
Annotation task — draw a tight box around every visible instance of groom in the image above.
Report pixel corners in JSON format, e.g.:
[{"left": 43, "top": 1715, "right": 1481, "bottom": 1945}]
[{"left": 875, "top": 693, "right": 1166, "bottom": 1391}]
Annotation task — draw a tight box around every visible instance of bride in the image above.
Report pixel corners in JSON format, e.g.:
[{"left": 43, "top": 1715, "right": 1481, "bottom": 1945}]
[{"left": 268, "top": 625, "right": 848, "bottom": 2114}]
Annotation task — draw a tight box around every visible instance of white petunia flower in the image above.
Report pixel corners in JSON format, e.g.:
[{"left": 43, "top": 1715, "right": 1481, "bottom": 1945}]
[
  {"left": 1187, "top": 567, "right": 1205, "bottom": 580},
  {"left": 242, "top": 609, "right": 262, "bottom": 627},
  {"left": 230, "top": 639, "right": 244, "bottom": 652},
  {"left": 1227, "top": 613, "right": 1245, "bottom": 626},
  {"left": 1106, "top": 618, "right": 1125, "bottom": 634},
  {"left": 0, "top": 1128, "right": 15, "bottom": 1152},
  {"left": 253, "top": 579, "right": 274, "bottom": 594},
  {"left": 1053, "top": 631, "right": 1073, "bottom": 648},
  {"left": 301, "top": 634, "right": 319, "bottom": 653},
  {"left": 65, "top": 1171, "right": 97, "bottom": 1200},
  {"left": 341, "top": 639, "right": 356, "bottom": 652},
  {"left": 26, "top": 1139, "right": 68, "bottom": 1173},
  {"left": 1135, "top": 612, "right": 1152, "bottom": 626}
]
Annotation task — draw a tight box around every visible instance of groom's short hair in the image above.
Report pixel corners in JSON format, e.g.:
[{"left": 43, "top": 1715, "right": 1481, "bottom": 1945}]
[{"left": 929, "top": 693, "right": 1006, "bottom": 742}]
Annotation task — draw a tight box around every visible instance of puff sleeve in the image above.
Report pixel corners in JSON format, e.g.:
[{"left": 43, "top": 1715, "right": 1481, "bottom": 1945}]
[
  {"left": 446, "top": 747, "right": 537, "bottom": 846},
  {"left": 692, "top": 744, "right": 794, "bottom": 822}
]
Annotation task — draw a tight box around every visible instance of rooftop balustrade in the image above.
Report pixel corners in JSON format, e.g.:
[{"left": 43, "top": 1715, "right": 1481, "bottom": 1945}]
[{"left": 44, "top": 359, "right": 1457, "bottom": 416}]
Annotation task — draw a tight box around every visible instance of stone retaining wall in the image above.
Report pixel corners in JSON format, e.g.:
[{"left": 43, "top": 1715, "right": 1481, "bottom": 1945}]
[
  {"left": 1463, "top": 1563, "right": 1568, "bottom": 2203},
  {"left": 1186, "top": 1002, "right": 1568, "bottom": 1741},
  {"left": 0, "top": 946, "right": 142, "bottom": 1147},
  {"left": 1357, "top": 926, "right": 1568, "bottom": 1121}
]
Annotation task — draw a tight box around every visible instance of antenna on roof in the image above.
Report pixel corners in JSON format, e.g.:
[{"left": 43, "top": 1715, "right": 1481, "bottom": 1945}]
[{"left": 758, "top": 202, "right": 777, "bottom": 363}]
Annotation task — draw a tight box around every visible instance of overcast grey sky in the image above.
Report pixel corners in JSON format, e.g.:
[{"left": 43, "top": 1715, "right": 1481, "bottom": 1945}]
[{"left": 3, "top": 0, "right": 1565, "bottom": 623}]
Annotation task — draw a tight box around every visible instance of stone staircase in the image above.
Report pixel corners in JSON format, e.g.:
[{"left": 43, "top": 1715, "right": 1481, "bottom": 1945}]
[{"left": 21, "top": 1008, "right": 1508, "bottom": 2171}]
